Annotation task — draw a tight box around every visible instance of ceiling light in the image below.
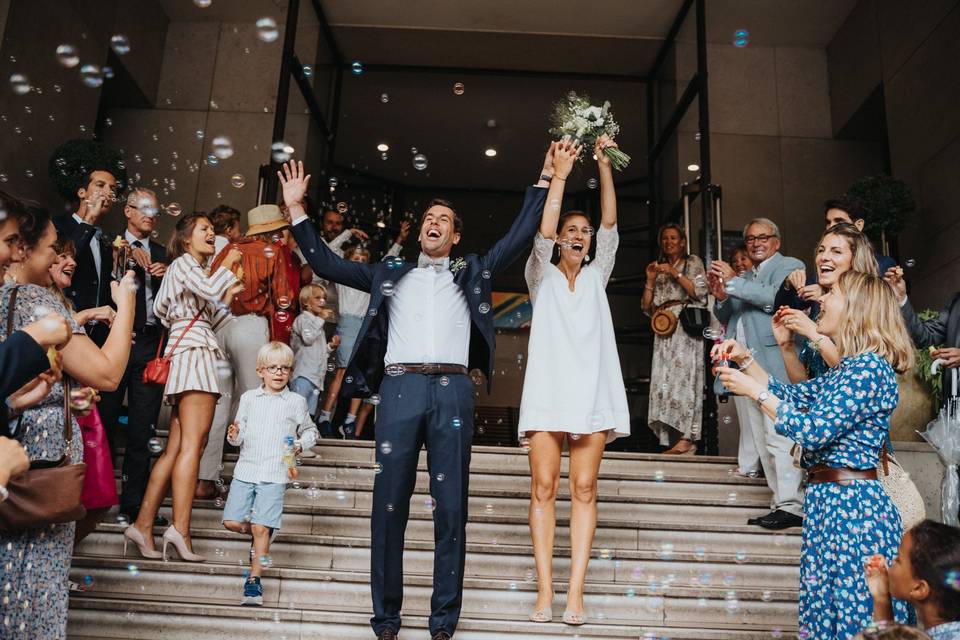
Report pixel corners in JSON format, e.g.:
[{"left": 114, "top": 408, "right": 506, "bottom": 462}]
[
  {"left": 376, "top": 143, "right": 389, "bottom": 152},
  {"left": 484, "top": 148, "right": 497, "bottom": 157},
  {"left": 687, "top": 163, "right": 700, "bottom": 172}
]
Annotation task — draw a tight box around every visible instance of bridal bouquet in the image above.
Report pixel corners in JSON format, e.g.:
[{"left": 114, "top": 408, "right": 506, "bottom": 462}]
[{"left": 549, "top": 92, "right": 631, "bottom": 171}]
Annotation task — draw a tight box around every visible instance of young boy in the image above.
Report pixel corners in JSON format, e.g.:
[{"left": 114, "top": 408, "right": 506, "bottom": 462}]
[
  {"left": 222, "top": 341, "right": 318, "bottom": 606},
  {"left": 289, "top": 283, "right": 339, "bottom": 445},
  {"left": 865, "top": 519, "right": 960, "bottom": 639}
]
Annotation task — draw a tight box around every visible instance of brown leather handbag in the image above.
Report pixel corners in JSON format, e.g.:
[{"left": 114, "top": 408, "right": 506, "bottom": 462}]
[
  {"left": 0, "top": 287, "right": 87, "bottom": 531},
  {"left": 651, "top": 300, "right": 682, "bottom": 337},
  {"left": 142, "top": 313, "right": 201, "bottom": 386}
]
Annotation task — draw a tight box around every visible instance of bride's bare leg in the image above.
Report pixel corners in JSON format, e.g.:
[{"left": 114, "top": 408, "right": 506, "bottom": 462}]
[
  {"left": 566, "top": 432, "right": 606, "bottom": 615},
  {"left": 527, "top": 431, "right": 564, "bottom": 612}
]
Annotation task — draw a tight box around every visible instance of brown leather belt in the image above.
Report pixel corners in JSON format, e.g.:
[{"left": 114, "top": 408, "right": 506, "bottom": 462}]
[
  {"left": 394, "top": 363, "right": 469, "bottom": 376},
  {"left": 806, "top": 465, "right": 877, "bottom": 485}
]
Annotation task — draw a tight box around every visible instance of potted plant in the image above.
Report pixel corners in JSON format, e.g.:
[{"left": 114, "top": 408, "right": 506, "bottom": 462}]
[
  {"left": 890, "top": 309, "right": 941, "bottom": 441},
  {"left": 845, "top": 174, "right": 915, "bottom": 254}
]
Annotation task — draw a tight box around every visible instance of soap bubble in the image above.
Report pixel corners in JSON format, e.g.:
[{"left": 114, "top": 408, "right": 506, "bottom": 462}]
[
  {"left": 193, "top": 0, "right": 212, "bottom": 6},
  {"left": 380, "top": 93, "right": 389, "bottom": 103},
  {"left": 8, "top": 73, "right": 30, "bottom": 95},
  {"left": 80, "top": 64, "right": 104, "bottom": 88},
  {"left": 694, "top": 546, "right": 707, "bottom": 561},
  {"left": 733, "top": 29, "right": 750, "bottom": 48},
  {"left": 259, "top": 554, "right": 272, "bottom": 568},
  {"left": 110, "top": 34, "right": 131, "bottom": 55},
  {"left": 726, "top": 491, "right": 737, "bottom": 504},
  {"left": 379, "top": 441, "right": 392, "bottom": 455},
  {"left": 451, "top": 417, "right": 462, "bottom": 430},
  {"left": 734, "top": 549, "right": 748, "bottom": 564},
  {"left": 519, "top": 438, "right": 531, "bottom": 452},
  {"left": 423, "top": 497, "right": 437, "bottom": 511},
  {"left": 276, "top": 296, "right": 291, "bottom": 310},
  {"left": 905, "top": 258, "right": 916, "bottom": 268},
  {"left": 230, "top": 173, "right": 245, "bottom": 188},
  {"left": 271, "top": 141, "right": 294, "bottom": 163},
  {"left": 147, "top": 438, "right": 164, "bottom": 453},
  {"left": 214, "top": 497, "right": 224, "bottom": 507},
  {"left": 336, "top": 201, "right": 348, "bottom": 214},
  {"left": 373, "top": 462, "right": 383, "bottom": 474},
  {"left": 478, "top": 302, "right": 490, "bottom": 314},
  {"left": 328, "top": 176, "right": 338, "bottom": 188},
  {"left": 435, "top": 473, "right": 445, "bottom": 482},
  {"left": 653, "top": 469, "right": 665, "bottom": 482},
  {"left": 658, "top": 543, "right": 675, "bottom": 560},
  {"left": 484, "top": 503, "right": 494, "bottom": 514},
  {"left": 255, "top": 17, "right": 279, "bottom": 43},
  {"left": 212, "top": 136, "right": 234, "bottom": 160},
  {"left": 380, "top": 280, "right": 396, "bottom": 296},
  {"left": 351, "top": 60, "right": 364, "bottom": 75},
  {"left": 722, "top": 415, "right": 732, "bottom": 424},
  {"left": 761, "top": 590, "right": 773, "bottom": 602},
  {"left": 301, "top": 64, "right": 313, "bottom": 77},
  {"left": 439, "top": 376, "right": 449, "bottom": 387},
  {"left": 586, "top": 178, "right": 598, "bottom": 189},
  {"left": 56, "top": 44, "right": 80, "bottom": 68},
  {"left": 412, "top": 153, "right": 428, "bottom": 171},
  {"left": 369, "top": 394, "right": 381, "bottom": 405},
  {"left": 127, "top": 563, "right": 140, "bottom": 577},
  {"left": 452, "top": 82, "right": 465, "bottom": 95},
  {"left": 774, "top": 533, "right": 788, "bottom": 547}
]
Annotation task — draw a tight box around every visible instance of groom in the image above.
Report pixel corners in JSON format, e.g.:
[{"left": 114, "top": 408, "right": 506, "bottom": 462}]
[{"left": 280, "top": 150, "right": 554, "bottom": 640}]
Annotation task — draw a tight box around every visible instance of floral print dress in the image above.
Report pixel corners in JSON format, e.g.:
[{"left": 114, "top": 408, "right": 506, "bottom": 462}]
[
  {"left": 0, "top": 284, "right": 84, "bottom": 639},
  {"left": 769, "top": 351, "right": 909, "bottom": 639}
]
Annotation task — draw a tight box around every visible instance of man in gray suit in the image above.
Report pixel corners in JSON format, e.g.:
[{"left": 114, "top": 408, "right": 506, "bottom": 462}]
[
  {"left": 886, "top": 270, "right": 960, "bottom": 402},
  {"left": 708, "top": 218, "right": 805, "bottom": 529}
]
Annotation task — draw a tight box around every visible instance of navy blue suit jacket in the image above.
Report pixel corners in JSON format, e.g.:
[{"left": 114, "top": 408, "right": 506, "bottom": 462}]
[
  {"left": 292, "top": 185, "right": 547, "bottom": 396},
  {"left": 0, "top": 331, "right": 51, "bottom": 437}
]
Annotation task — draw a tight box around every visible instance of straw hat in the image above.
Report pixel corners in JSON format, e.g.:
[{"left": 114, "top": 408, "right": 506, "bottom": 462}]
[{"left": 245, "top": 204, "right": 289, "bottom": 236}]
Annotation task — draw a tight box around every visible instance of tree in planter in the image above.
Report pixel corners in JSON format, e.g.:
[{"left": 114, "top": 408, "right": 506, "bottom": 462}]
[
  {"left": 845, "top": 175, "right": 916, "bottom": 254},
  {"left": 914, "top": 309, "right": 945, "bottom": 411}
]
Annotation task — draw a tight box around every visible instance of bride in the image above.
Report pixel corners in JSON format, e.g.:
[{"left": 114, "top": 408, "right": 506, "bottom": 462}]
[{"left": 518, "top": 135, "right": 630, "bottom": 626}]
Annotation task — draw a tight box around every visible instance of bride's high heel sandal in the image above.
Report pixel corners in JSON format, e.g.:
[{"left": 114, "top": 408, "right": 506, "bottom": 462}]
[
  {"left": 562, "top": 610, "right": 586, "bottom": 626},
  {"left": 122, "top": 525, "right": 162, "bottom": 559},
  {"left": 528, "top": 609, "right": 553, "bottom": 623},
  {"left": 161, "top": 525, "right": 206, "bottom": 562}
]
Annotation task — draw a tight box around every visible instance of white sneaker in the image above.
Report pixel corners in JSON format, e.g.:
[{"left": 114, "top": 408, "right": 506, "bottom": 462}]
[{"left": 299, "top": 448, "right": 317, "bottom": 459}]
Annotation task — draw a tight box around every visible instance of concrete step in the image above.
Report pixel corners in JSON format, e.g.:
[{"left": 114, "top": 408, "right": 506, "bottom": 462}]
[
  {"left": 78, "top": 526, "right": 800, "bottom": 588},
  {"left": 69, "top": 557, "right": 798, "bottom": 628},
  {"left": 68, "top": 597, "right": 797, "bottom": 640}
]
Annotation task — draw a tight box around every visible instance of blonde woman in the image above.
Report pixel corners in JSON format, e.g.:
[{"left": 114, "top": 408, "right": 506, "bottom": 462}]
[
  {"left": 715, "top": 271, "right": 914, "bottom": 639},
  {"left": 124, "top": 213, "right": 242, "bottom": 562}
]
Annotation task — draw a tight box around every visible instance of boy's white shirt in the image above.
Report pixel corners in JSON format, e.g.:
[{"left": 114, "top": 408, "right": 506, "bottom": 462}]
[{"left": 227, "top": 385, "right": 318, "bottom": 484}]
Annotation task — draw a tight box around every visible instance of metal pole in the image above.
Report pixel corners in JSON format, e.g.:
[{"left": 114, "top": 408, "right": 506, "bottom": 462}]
[{"left": 262, "top": 0, "right": 300, "bottom": 205}]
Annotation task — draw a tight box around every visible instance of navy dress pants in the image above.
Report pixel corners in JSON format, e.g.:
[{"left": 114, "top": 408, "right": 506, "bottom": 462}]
[{"left": 370, "top": 372, "right": 474, "bottom": 637}]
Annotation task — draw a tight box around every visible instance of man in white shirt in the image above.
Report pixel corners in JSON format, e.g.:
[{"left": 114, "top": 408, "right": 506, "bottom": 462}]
[
  {"left": 708, "top": 218, "right": 806, "bottom": 530},
  {"left": 279, "top": 148, "right": 553, "bottom": 640},
  {"left": 97, "top": 188, "right": 169, "bottom": 525}
]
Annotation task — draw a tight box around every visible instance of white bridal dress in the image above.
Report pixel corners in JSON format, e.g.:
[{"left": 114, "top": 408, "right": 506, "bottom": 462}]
[{"left": 518, "top": 225, "right": 630, "bottom": 443}]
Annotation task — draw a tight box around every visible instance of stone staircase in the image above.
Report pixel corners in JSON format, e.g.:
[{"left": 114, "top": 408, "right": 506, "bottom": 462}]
[{"left": 68, "top": 440, "right": 800, "bottom": 639}]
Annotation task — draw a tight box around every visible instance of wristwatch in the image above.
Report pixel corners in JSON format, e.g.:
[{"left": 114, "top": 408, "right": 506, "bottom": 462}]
[
  {"left": 539, "top": 173, "right": 553, "bottom": 183},
  {"left": 756, "top": 391, "right": 770, "bottom": 408},
  {"left": 0, "top": 484, "right": 8, "bottom": 503}
]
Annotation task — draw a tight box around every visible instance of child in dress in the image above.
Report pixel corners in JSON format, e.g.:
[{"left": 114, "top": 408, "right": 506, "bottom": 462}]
[
  {"left": 289, "top": 284, "right": 339, "bottom": 412},
  {"left": 222, "top": 341, "right": 318, "bottom": 606}
]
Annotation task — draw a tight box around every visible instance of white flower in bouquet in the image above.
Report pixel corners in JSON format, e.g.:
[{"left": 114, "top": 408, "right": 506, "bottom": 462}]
[{"left": 549, "top": 92, "right": 631, "bottom": 171}]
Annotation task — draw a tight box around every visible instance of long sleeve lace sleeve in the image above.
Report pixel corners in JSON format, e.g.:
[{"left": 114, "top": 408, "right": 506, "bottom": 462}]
[
  {"left": 524, "top": 233, "right": 556, "bottom": 305},
  {"left": 594, "top": 224, "right": 619, "bottom": 287}
]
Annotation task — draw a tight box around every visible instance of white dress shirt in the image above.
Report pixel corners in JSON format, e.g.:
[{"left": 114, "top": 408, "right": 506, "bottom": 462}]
[
  {"left": 125, "top": 230, "right": 157, "bottom": 326},
  {"left": 337, "top": 243, "right": 403, "bottom": 317},
  {"left": 227, "top": 386, "right": 318, "bottom": 484},
  {"left": 73, "top": 213, "right": 102, "bottom": 297},
  {"left": 384, "top": 253, "right": 471, "bottom": 366}
]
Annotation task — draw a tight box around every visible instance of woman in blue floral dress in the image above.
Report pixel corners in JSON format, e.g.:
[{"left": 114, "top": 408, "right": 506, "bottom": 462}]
[
  {"left": 715, "top": 270, "right": 916, "bottom": 639},
  {"left": 0, "top": 207, "right": 135, "bottom": 638}
]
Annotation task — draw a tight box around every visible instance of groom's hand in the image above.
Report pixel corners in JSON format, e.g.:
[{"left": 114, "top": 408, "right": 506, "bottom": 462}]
[
  {"left": 553, "top": 139, "right": 581, "bottom": 180},
  {"left": 278, "top": 159, "right": 311, "bottom": 220},
  {"left": 541, "top": 141, "right": 558, "bottom": 177}
]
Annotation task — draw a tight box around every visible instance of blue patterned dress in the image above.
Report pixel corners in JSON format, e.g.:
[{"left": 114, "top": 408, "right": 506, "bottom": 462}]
[
  {"left": 0, "top": 284, "right": 84, "bottom": 639},
  {"left": 769, "top": 351, "right": 909, "bottom": 640}
]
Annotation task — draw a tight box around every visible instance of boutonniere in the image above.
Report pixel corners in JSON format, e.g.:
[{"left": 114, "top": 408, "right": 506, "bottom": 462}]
[{"left": 449, "top": 257, "right": 466, "bottom": 275}]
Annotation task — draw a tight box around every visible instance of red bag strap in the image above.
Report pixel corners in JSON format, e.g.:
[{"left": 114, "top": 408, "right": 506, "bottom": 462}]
[{"left": 163, "top": 312, "right": 202, "bottom": 358}]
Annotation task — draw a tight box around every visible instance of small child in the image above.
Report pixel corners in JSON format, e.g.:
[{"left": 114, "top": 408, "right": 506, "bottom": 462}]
[
  {"left": 222, "top": 341, "right": 318, "bottom": 606},
  {"left": 865, "top": 519, "right": 960, "bottom": 639},
  {"left": 289, "top": 284, "right": 339, "bottom": 443}
]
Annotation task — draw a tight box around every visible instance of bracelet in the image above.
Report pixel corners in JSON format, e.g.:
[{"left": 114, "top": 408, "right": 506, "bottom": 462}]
[
  {"left": 738, "top": 356, "right": 755, "bottom": 370},
  {"left": 644, "top": 285, "right": 654, "bottom": 291},
  {"left": 553, "top": 175, "right": 567, "bottom": 181},
  {"left": 809, "top": 336, "right": 826, "bottom": 352}
]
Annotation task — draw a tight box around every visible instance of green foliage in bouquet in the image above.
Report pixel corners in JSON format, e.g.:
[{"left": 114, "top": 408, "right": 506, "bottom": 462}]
[
  {"left": 914, "top": 309, "right": 944, "bottom": 409},
  {"left": 548, "top": 92, "right": 631, "bottom": 171}
]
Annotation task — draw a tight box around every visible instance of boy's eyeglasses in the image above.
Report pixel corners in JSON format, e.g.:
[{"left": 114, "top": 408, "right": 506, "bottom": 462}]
[{"left": 264, "top": 365, "right": 292, "bottom": 374}]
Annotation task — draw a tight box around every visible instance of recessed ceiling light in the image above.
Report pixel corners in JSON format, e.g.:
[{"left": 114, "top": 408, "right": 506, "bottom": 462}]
[
  {"left": 377, "top": 143, "right": 389, "bottom": 152},
  {"left": 484, "top": 148, "right": 497, "bottom": 157},
  {"left": 687, "top": 163, "right": 700, "bottom": 172}
]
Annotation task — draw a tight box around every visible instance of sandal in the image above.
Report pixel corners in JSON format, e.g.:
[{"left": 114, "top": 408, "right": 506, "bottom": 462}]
[
  {"left": 528, "top": 609, "right": 553, "bottom": 623},
  {"left": 562, "top": 610, "right": 586, "bottom": 626}
]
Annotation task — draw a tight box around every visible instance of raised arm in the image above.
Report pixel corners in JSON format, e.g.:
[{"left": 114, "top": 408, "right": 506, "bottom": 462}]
[
  {"left": 483, "top": 144, "right": 560, "bottom": 275},
  {"left": 279, "top": 160, "right": 375, "bottom": 292},
  {"left": 899, "top": 291, "right": 954, "bottom": 348},
  {"left": 596, "top": 136, "right": 617, "bottom": 230},
  {"left": 726, "top": 257, "right": 804, "bottom": 309}
]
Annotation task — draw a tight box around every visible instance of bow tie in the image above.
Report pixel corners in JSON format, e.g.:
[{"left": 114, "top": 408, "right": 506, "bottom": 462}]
[{"left": 417, "top": 255, "right": 448, "bottom": 271}]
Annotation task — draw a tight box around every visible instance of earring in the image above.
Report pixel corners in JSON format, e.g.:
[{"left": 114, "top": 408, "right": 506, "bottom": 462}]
[{"left": 583, "top": 254, "right": 590, "bottom": 263}]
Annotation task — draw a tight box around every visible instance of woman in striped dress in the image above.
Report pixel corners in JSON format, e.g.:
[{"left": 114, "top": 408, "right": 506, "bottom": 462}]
[{"left": 124, "top": 213, "right": 242, "bottom": 562}]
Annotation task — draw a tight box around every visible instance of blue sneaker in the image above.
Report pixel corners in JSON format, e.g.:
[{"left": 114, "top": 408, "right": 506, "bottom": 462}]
[
  {"left": 241, "top": 577, "right": 263, "bottom": 606},
  {"left": 318, "top": 419, "right": 335, "bottom": 439}
]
